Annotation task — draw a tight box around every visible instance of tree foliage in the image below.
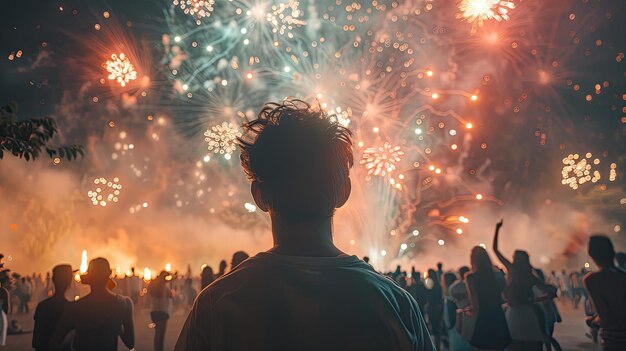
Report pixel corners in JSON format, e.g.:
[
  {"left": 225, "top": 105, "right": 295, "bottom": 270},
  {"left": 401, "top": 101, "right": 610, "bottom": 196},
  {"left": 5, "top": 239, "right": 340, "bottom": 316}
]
[{"left": 0, "top": 102, "right": 84, "bottom": 161}]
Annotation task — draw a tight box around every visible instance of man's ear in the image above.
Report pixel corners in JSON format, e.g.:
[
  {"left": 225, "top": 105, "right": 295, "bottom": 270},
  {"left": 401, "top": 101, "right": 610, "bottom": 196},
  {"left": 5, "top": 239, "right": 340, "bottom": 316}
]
[
  {"left": 336, "top": 176, "right": 351, "bottom": 208},
  {"left": 251, "top": 181, "right": 270, "bottom": 212}
]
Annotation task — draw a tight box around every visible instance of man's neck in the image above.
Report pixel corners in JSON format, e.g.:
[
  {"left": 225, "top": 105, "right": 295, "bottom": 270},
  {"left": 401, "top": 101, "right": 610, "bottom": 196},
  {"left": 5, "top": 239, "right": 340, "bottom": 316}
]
[{"left": 268, "top": 215, "right": 344, "bottom": 257}]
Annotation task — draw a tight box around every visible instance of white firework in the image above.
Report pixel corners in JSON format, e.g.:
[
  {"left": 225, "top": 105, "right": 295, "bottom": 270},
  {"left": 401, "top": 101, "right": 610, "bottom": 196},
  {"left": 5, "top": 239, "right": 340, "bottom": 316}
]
[
  {"left": 173, "top": 0, "right": 215, "bottom": 20},
  {"left": 204, "top": 122, "right": 242, "bottom": 158},
  {"left": 87, "top": 177, "right": 122, "bottom": 207},
  {"left": 266, "top": 1, "right": 306, "bottom": 38},
  {"left": 360, "top": 142, "right": 405, "bottom": 177},
  {"left": 104, "top": 53, "right": 137, "bottom": 87}
]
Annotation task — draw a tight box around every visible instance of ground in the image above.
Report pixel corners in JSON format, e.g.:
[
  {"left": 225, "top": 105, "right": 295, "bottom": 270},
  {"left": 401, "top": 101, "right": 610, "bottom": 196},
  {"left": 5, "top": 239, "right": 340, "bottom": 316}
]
[{"left": 4, "top": 299, "right": 600, "bottom": 350}]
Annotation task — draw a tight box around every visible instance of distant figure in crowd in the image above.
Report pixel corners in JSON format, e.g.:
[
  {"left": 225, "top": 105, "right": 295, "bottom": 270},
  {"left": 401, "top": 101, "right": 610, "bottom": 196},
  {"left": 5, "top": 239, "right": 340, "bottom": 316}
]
[
  {"left": 465, "top": 245, "right": 511, "bottom": 350},
  {"left": 175, "top": 100, "right": 434, "bottom": 350},
  {"left": 18, "top": 276, "right": 32, "bottom": 313},
  {"left": 447, "top": 266, "right": 472, "bottom": 351},
  {"left": 200, "top": 266, "right": 214, "bottom": 290},
  {"left": 424, "top": 269, "right": 443, "bottom": 350},
  {"left": 128, "top": 267, "right": 142, "bottom": 305},
  {"left": 215, "top": 260, "right": 227, "bottom": 279},
  {"left": 0, "top": 273, "right": 10, "bottom": 346},
  {"left": 362, "top": 256, "right": 370, "bottom": 264},
  {"left": 583, "top": 235, "right": 626, "bottom": 351},
  {"left": 230, "top": 251, "right": 249, "bottom": 271},
  {"left": 52, "top": 258, "right": 134, "bottom": 351},
  {"left": 33, "top": 264, "right": 73, "bottom": 351},
  {"left": 533, "top": 269, "right": 562, "bottom": 351},
  {"left": 149, "top": 271, "right": 173, "bottom": 351},
  {"left": 436, "top": 262, "right": 444, "bottom": 281},
  {"left": 616, "top": 252, "right": 626, "bottom": 271},
  {"left": 493, "top": 220, "right": 554, "bottom": 351},
  {"left": 183, "top": 278, "right": 197, "bottom": 307}
]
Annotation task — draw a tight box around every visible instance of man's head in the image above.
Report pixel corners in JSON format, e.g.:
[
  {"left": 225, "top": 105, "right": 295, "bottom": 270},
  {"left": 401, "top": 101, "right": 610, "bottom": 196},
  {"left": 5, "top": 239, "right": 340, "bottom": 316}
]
[
  {"left": 458, "top": 266, "right": 470, "bottom": 279},
  {"left": 230, "top": 251, "right": 249, "bottom": 270},
  {"left": 588, "top": 235, "right": 615, "bottom": 268},
  {"left": 239, "top": 100, "right": 353, "bottom": 223},
  {"left": 52, "top": 264, "right": 73, "bottom": 294},
  {"left": 81, "top": 257, "right": 112, "bottom": 288},
  {"left": 436, "top": 262, "right": 443, "bottom": 271}
]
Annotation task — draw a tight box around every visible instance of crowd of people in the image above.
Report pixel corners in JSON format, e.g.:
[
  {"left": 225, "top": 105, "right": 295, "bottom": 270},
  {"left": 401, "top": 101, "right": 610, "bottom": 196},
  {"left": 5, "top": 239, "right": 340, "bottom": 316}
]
[
  {"left": 1, "top": 228, "right": 624, "bottom": 351},
  {"left": 1, "top": 101, "right": 624, "bottom": 351}
]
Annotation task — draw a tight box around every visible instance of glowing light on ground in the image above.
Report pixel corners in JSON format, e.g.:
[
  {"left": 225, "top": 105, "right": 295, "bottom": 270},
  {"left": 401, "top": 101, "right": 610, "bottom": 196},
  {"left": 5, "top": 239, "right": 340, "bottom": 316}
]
[{"left": 79, "top": 250, "right": 88, "bottom": 274}]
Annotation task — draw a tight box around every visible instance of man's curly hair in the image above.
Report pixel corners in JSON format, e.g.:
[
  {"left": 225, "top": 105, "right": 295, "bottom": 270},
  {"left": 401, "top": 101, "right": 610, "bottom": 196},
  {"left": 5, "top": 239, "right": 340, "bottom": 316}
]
[{"left": 238, "top": 99, "right": 353, "bottom": 222}]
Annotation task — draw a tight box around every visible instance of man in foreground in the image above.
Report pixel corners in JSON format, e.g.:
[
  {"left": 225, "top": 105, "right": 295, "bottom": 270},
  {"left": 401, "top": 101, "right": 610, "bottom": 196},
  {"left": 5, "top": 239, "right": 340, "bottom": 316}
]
[
  {"left": 175, "top": 100, "right": 433, "bottom": 350},
  {"left": 33, "top": 264, "right": 72, "bottom": 351},
  {"left": 584, "top": 235, "right": 626, "bottom": 350}
]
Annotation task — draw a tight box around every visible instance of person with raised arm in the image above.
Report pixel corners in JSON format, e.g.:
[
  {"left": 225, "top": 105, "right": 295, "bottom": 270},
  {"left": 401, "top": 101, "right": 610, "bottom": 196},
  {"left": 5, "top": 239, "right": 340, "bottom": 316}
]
[{"left": 493, "top": 220, "right": 555, "bottom": 351}]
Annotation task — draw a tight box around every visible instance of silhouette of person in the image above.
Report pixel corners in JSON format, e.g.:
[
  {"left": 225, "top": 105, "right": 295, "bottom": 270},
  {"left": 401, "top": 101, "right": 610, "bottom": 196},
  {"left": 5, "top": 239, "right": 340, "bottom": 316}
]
[
  {"left": 465, "top": 246, "right": 511, "bottom": 350},
  {"left": 33, "top": 264, "right": 72, "bottom": 351},
  {"left": 363, "top": 256, "right": 370, "bottom": 264},
  {"left": 583, "top": 235, "right": 626, "bottom": 350},
  {"left": 149, "top": 271, "right": 173, "bottom": 351},
  {"left": 616, "top": 252, "right": 626, "bottom": 271},
  {"left": 0, "top": 272, "right": 9, "bottom": 346},
  {"left": 175, "top": 100, "right": 434, "bottom": 350},
  {"left": 424, "top": 269, "right": 443, "bottom": 349},
  {"left": 128, "top": 267, "right": 142, "bottom": 305},
  {"left": 200, "top": 266, "right": 214, "bottom": 290},
  {"left": 230, "top": 251, "right": 249, "bottom": 271},
  {"left": 52, "top": 258, "right": 134, "bottom": 351},
  {"left": 493, "top": 220, "right": 553, "bottom": 351},
  {"left": 215, "top": 260, "right": 227, "bottom": 279}
]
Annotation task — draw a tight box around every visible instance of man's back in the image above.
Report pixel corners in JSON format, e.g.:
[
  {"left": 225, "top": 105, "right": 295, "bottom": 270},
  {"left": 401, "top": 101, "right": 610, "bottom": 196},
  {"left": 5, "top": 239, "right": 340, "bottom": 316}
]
[
  {"left": 33, "top": 296, "right": 69, "bottom": 351},
  {"left": 584, "top": 268, "right": 626, "bottom": 330},
  {"left": 56, "top": 293, "right": 132, "bottom": 351},
  {"left": 176, "top": 252, "right": 433, "bottom": 351}
]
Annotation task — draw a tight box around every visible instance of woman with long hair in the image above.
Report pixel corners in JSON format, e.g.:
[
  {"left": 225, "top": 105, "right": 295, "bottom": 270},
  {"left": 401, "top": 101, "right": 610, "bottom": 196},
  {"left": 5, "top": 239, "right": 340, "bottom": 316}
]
[
  {"left": 493, "top": 220, "right": 555, "bottom": 351},
  {"left": 465, "top": 245, "right": 511, "bottom": 350}
]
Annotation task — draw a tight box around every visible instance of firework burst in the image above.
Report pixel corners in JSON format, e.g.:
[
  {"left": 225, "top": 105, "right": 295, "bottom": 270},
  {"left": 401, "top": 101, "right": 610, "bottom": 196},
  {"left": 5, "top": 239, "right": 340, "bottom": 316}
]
[
  {"left": 266, "top": 1, "right": 306, "bottom": 37},
  {"left": 360, "top": 143, "right": 405, "bottom": 177},
  {"left": 204, "top": 122, "right": 242, "bottom": 159},
  {"left": 104, "top": 53, "right": 137, "bottom": 87},
  {"left": 87, "top": 177, "right": 122, "bottom": 207},
  {"left": 173, "top": 0, "right": 215, "bottom": 21},
  {"left": 457, "top": 0, "right": 515, "bottom": 31},
  {"left": 561, "top": 153, "right": 601, "bottom": 190}
]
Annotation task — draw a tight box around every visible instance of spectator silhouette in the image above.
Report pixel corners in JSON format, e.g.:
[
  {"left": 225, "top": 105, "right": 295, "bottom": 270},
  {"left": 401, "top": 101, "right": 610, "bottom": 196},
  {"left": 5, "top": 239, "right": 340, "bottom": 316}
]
[
  {"left": 583, "top": 235, "right": 626, "bottom": 350},
  {"left": 215, "top": 260, "right": 227, "bottom": 279},
  {"left": 230, "top": 251, "right": 249, "bottom": 271},
  {"left": 52, "top": 257, "right": 134, "bottom": 351},
  {"left": 148, "top": 271, "right": 173, "bottom": 351},
  {"left": 175, "top": 100, "right": 434, "bottom": 350},
  {"left": 493, "top": 220, "right": 553, "bottom": 351},
  {"left": 424, "top": 268, "right": 443, "bottom": 349},
  {"left": 200, "top": 266, "right": 214, "bottom": 289},
  {"left": 465, "top": 245, "right": 511, "bottom": 350},
  {"left": 0, "top": 271, "right": 9, "bottom": 346},
  {"left": 616, "top": 252, "right": 626, "bottom": 271},
  {"left": 33, "top": 264, "right": 72, "bottom": 351}
]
